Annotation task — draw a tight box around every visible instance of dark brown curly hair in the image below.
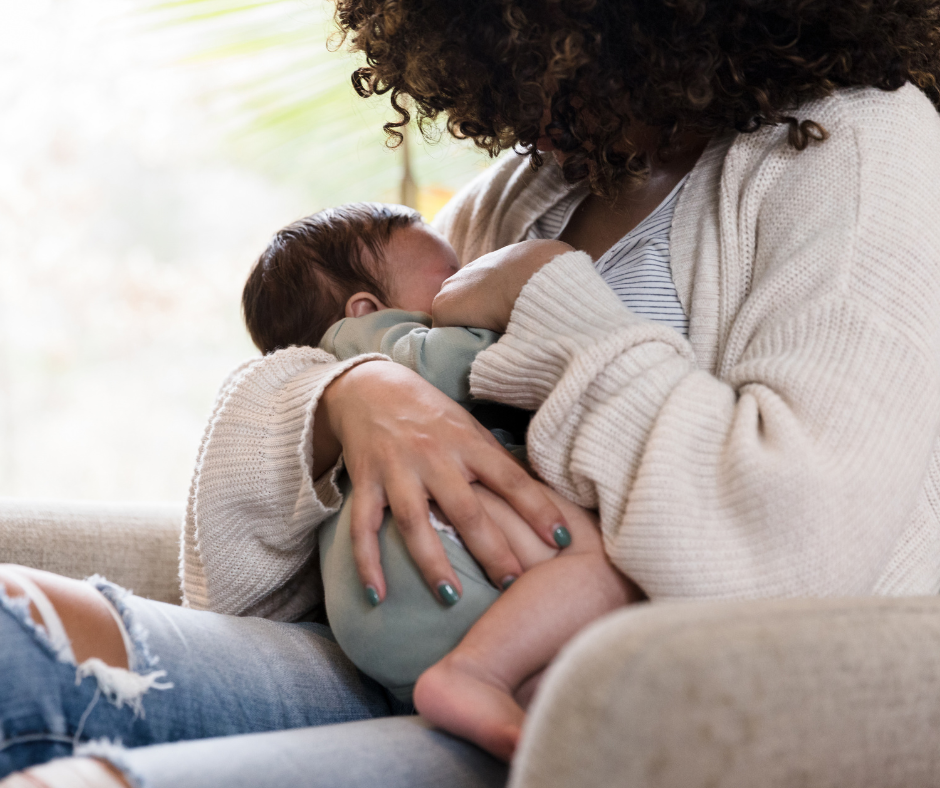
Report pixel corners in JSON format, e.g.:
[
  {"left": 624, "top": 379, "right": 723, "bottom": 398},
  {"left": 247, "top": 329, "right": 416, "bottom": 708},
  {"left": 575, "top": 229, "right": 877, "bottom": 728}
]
[{"left": 334, "top": 0, "right": 940, "bottom": 197}]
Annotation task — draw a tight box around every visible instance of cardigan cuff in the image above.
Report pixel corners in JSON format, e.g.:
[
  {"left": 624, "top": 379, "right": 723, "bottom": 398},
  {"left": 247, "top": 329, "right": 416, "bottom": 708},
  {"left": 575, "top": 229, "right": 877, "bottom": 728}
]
[
  {"left": 470, "top": 251, "right": 693, "bottom": 409},
  {"left": 470, "top": 251, "right": 697, "bottom": 504},
  {"left": 190, "top": 347, "right": 390, "bottom": 620}
]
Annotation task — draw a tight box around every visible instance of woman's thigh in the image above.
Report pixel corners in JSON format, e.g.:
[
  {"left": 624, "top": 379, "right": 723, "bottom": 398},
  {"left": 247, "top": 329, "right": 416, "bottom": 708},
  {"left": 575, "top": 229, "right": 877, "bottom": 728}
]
[
  {"left": 0, "top": 577, "right": 395, "bottom": 777},
  {"left": 84, "top": 716, "right": 507, "bottom": 788}
]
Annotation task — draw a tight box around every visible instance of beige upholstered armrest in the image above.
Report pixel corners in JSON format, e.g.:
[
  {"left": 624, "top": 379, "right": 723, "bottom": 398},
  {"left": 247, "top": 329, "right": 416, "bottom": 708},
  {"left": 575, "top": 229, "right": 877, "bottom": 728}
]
[
  {"left": 511, "top": 596, "right": 940, "bottom": 788},
  {"left": 0, "top": 498, "right": 183, "bottom": 605}
]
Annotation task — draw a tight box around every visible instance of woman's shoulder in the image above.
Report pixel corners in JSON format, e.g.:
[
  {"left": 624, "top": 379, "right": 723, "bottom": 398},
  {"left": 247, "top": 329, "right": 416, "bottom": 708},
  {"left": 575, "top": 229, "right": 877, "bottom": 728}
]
[
  {"left": 810, "top": 83, "right": 940, "bottom": 154},
  {"left": 724, "top": 84, "right": 940, "bottom": 336},
  {"left": 736, "top": 83, "right": 940, "bottom": 167},
  {"left": 711, "top": 82, "right": 940, "bottom": 216},
  {"left": 827, "top": 82, "right": 939, "bottom": 123}
]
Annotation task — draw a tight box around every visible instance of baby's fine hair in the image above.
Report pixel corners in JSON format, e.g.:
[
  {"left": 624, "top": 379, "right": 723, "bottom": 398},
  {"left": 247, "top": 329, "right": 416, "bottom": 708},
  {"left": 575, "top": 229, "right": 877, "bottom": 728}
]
[{"left": 243, "top": 202, "right": 422, "bottom": 354}]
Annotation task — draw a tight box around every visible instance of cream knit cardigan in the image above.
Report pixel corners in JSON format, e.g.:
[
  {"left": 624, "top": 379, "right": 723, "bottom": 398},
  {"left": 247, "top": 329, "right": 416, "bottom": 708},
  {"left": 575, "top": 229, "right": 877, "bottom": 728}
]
[{"left": 182, "top": 84, "right": 940, "bottom": 620}]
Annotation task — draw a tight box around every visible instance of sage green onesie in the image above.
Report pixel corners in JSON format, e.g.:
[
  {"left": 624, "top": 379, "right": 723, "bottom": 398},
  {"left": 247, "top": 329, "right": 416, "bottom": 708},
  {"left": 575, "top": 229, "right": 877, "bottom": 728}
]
[{"left": 317, "top": 310, "right": 526, "bottom": 704}]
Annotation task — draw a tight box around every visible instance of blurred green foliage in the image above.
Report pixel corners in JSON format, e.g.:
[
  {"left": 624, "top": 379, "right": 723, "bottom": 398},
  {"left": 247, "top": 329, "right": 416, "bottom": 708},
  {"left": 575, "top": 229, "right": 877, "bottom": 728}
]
[{"left": 143, "top": 0, "right": 489, "bottom": 215}]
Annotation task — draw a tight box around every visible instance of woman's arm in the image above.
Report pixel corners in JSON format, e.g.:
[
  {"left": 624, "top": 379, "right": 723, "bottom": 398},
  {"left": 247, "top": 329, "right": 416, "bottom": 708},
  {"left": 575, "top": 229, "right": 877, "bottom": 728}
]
[
  {"left": 183, "top": 347, "right": 388, "bottom": 620},
  {"left": 472, "top": 251, "right": 940, "bottom": 599},
  {"left": 465, "top": 90, "right": 940, "bottom": 599},
  {"left": 185, "top": 346, "right": 571, "bottom": 617}
]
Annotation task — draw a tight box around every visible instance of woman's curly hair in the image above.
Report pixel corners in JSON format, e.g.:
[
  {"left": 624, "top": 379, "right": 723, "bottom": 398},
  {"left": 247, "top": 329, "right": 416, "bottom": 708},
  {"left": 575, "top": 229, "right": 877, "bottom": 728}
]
[{"left": 334, "top": 0, "right": 940, "bottom": 197}]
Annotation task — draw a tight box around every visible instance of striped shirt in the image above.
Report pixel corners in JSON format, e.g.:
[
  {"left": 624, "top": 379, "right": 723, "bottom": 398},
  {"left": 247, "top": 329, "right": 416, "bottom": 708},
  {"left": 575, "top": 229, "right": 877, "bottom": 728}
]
[{"left": 526, "top": 176, "right": 690, "bottom": 337}]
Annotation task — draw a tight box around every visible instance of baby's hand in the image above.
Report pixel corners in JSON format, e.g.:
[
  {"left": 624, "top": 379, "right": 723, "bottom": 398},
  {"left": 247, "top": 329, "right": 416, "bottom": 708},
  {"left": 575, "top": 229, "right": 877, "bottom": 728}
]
[{"left": 432, "top": 240, "right": 575, "bottom": 333}]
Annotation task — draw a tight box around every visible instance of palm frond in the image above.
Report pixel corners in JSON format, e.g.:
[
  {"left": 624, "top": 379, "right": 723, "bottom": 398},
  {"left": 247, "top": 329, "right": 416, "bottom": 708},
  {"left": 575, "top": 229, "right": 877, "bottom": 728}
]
[{"left": 140, "top": 0, "right": 488, "bottom": 213}]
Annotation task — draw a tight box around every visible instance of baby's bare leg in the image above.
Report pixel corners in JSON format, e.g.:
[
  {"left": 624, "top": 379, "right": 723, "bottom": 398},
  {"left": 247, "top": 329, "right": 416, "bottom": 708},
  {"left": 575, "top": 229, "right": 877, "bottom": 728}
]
[{"left": 413, "top": 490, "right": 642, "bottom": 761}]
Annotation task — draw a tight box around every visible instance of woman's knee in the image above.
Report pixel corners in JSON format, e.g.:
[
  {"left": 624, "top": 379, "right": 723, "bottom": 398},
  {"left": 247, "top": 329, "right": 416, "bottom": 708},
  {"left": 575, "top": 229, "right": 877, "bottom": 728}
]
[
  {"left": 0, "top": 757, "right": 131, "bottom": 788},
  {"left": 0, "top": 565, "right": 129, "bottom": 669}
]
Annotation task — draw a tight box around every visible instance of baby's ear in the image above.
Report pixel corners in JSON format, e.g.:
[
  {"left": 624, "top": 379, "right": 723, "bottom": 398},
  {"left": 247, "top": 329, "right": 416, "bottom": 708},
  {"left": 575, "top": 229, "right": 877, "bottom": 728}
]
[{"left": 345, "top": 291, "right": 387, "bottom": 318}]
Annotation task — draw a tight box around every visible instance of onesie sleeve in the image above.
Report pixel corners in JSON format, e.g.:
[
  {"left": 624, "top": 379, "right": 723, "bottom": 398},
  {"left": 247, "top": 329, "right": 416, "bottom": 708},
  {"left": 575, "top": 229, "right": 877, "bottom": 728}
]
[{"left": 321, "top": 310, "right": 499, "bottom": 403}]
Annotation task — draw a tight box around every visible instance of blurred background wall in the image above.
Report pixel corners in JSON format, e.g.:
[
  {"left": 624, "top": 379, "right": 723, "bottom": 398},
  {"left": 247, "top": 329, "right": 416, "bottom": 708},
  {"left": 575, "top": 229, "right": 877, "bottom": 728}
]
[{"left": 0, "top": 0, "right": 490, "bottom": 502}]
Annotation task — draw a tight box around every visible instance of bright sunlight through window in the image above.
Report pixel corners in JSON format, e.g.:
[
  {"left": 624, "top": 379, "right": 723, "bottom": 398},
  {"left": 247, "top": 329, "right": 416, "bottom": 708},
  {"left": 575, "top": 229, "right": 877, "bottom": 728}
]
[{"left": 0, "top": 0, "right": 490, "bottom": 502}]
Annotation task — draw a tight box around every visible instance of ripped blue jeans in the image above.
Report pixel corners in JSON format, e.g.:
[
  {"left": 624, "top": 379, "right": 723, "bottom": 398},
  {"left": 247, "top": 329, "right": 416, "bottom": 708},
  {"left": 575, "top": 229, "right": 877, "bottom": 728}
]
[
  {"left": 0, "top": 576, "right": 410, "bottom": 781},
  {"left": 0, "top": 577, "right": 505, "bottom": 788}
]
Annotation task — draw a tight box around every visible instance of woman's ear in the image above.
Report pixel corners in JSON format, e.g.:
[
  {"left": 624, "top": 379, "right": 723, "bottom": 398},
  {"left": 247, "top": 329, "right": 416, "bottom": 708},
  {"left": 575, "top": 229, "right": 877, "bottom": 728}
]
[{"left": 345, "top": 291, "right": 388, "bottom": 318}]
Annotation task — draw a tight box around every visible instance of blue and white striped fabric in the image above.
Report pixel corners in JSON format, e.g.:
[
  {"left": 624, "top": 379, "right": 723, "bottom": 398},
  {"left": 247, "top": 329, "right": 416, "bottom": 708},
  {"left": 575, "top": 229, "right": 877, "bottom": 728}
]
[
  {"left": 525, "top": 187, "right": 586, "bottom": 242},
  {"left": 526, "top": 176, "right": 690, "bottom": 337}
]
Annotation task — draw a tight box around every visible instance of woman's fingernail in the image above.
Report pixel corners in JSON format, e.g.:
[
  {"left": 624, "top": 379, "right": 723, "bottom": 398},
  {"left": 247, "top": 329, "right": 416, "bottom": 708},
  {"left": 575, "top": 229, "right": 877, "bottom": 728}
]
[
  {"left": 501, "top": 575, "right": 517, "bottom": 590},
  {"left": 437, "top": 582, "right": 460, "bottom": 606},
  {"left": 553, "top": 526, "right": 572, "bottom": 548},
  {"left": 365, "top": 586, "right": 380, "bottom": 607}
]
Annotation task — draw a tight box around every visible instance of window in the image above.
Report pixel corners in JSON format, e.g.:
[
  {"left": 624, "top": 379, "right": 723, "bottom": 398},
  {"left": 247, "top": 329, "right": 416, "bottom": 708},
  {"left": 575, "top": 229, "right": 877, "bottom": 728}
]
[{"left": 0, "top": 0, "right": 487, "bottom": 501}]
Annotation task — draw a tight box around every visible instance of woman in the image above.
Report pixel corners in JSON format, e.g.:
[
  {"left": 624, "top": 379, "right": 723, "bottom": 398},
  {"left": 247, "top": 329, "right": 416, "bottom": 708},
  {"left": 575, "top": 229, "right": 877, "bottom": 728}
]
[{"left": 3, "top": 1, "right": 940, "bottom": 786}]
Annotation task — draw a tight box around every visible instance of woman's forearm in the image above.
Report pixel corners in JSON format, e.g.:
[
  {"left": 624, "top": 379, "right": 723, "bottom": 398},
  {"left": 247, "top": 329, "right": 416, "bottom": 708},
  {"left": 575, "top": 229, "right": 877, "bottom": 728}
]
[
  {"left": 312, "top": 361, "right": 574, "bottom": 603},
  {"left": 473, "top": 237, "right": 940, "bottom": 600},
  {"left": 184, "top": 347, "right": 389, "bottom": 621}
]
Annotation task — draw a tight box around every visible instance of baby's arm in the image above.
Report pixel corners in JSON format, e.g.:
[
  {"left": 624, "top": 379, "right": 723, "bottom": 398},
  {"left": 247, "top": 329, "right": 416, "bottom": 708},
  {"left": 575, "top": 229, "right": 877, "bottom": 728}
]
[
  {"left": 319, "top": 310, "right": 499, "bottom": 403},
  {"left": 432, "top": 239, "right": 576, "bottom": 334}
]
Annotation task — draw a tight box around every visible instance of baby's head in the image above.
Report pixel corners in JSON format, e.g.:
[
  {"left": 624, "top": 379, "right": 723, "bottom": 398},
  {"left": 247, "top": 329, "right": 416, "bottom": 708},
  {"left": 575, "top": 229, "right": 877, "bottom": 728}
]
[{"left": 243, "top": 202, "right": 459, "bottom": 353}]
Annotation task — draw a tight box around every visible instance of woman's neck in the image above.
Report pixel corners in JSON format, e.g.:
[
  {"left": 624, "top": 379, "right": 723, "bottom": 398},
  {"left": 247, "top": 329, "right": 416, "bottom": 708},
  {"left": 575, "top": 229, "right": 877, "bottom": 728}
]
[{"left": 558, "top": 129, "right": 709, "bottom": 261}]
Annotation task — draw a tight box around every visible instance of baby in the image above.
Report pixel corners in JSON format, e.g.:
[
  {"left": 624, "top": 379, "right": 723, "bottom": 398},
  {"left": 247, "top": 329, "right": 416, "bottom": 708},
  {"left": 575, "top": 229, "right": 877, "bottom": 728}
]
[{"left": 242, "top": 202, "right": 637, "bottom": 760}]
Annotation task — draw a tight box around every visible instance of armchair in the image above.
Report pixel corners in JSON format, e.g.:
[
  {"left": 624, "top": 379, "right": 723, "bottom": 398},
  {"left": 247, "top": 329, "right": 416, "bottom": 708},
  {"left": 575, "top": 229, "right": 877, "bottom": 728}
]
[{"left": 3, "top": 498, "right": 937, "bottom": 787}]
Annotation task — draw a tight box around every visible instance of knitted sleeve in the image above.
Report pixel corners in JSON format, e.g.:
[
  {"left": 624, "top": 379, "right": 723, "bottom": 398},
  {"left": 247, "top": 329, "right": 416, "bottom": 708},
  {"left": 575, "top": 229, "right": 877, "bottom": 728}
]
[
  {"left": 470, "top": 87, "right": 940, "bottom": 599},
  {"left": 181, "top": 346, "right": 388, "bottom": 620}
]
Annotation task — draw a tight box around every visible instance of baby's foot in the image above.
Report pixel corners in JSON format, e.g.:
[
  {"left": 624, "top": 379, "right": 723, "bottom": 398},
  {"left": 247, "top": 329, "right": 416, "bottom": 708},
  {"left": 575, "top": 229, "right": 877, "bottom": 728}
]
[{"left": 414, "top": 651, "right": 524, "bottom": 762}]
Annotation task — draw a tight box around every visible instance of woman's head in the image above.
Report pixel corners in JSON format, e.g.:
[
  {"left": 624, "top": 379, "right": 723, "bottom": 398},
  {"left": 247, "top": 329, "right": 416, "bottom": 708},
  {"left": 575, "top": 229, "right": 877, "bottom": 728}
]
[{"left": 335, "top": 0, "right": 940, "bottom": 197}]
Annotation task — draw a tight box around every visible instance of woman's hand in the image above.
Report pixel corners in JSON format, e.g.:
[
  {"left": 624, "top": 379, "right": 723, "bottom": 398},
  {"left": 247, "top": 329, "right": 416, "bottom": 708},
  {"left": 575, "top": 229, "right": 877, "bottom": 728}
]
[
  {"left": 318, "top": 361, "right": 571, "bottom": 604},
  {"left": 432, "top": 239, "right": 575, "bottom": 332}
]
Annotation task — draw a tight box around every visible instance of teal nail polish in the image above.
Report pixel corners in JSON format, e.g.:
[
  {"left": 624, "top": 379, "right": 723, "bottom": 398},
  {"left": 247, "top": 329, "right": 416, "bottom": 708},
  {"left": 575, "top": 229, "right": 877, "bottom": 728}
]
[
  {"left": 365, "top": 586, "right": 380, "bottom": 607},
  {"left": 553, "top": 526, "right": 572, "bottom": 548},
  {"left": 437, "top": 582, "right": 460, "bottom": 607},
  {"left": 501, "top": 575, "right": 517, "bottom": 590}
]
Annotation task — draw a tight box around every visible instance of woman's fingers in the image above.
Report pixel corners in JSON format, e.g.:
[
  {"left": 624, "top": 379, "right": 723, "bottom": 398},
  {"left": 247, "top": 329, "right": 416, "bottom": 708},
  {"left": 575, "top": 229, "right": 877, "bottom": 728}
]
[
  {"left": 473, "top": 451, "right": 572, "bottom": 550},
  {"left": 348, "top": 481, "right": 391, "bottom": 604},
  {"left": 331, "top": 363, "right": 559, "bottom": 603},
  {"left": 349, "top": 464, "right": 468, "bottom": 607},
  {"left": 384, "top": 476, "right": 465, "bottom": 605},
  {"left": 428, "top": 471, "right": 524, "bottom": 591}
]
